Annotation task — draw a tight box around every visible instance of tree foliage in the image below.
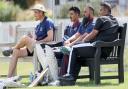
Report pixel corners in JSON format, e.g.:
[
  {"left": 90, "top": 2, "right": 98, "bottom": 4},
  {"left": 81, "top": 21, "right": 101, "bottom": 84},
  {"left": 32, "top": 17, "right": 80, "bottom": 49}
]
[{"left": 13, "top": 0, "right": 35, "bottom": 9}]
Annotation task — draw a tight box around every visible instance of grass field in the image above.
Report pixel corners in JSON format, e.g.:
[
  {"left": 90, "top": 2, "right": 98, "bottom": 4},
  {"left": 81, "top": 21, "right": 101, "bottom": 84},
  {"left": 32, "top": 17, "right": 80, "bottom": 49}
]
[{"left": 0, "top": 48, "right": 128, "bottom": 89}]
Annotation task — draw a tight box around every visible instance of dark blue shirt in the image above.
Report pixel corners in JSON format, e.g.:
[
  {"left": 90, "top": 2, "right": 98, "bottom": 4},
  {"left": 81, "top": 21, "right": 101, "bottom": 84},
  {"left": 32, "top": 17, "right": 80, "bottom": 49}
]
[
  {"left": 78, "top": 21, "right": 95, "bottom": 35},
  {"left": 64, "top": 22, "right": 81, "bottom": 37},
  {"left": 35, "top": 16, "right": 54, "bottom": 41}
]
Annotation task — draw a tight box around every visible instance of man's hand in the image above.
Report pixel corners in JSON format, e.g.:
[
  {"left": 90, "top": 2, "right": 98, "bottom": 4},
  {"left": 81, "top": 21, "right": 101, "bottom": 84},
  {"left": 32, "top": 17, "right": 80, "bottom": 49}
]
[
  {"left": 82, "top": 38, "right": 85, "bottom": 43},
  {"left": 64, "top": 40, "right": 70, "bottom": 46},
  {"left": 27, "top": 32, "right": 33, "bottom": 38},
  {"left": 35, "top": 40, "right": 42, "bottom": 44},
  {"left": 65, "top": 43, "right": 72, "bottom": 47}
]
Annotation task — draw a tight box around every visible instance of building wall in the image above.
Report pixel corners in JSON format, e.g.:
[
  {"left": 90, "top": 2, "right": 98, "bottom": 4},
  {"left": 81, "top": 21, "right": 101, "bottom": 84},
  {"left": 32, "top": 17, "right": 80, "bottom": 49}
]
[
  {"left": 102, "top": 0, "right": 128, "bottom": 16},
  {"left": 43, "top": 0, "right": 128, "bottom": 17},
  {"left": 53, "top": 0, "right": 84, "bottom": 18}
]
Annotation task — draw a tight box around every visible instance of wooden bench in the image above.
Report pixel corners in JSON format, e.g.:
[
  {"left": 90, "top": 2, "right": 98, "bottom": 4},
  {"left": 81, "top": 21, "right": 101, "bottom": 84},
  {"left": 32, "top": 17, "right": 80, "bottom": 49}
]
[{"left": 78, "top": 23, "right": 127, "bottom": 84}]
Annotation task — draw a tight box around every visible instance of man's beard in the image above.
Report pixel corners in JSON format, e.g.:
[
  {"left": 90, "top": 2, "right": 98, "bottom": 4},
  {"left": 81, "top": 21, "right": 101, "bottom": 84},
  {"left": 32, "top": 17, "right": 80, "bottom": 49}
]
[{"left": 82, "top": 16, "right": 89, "bottom": 26}]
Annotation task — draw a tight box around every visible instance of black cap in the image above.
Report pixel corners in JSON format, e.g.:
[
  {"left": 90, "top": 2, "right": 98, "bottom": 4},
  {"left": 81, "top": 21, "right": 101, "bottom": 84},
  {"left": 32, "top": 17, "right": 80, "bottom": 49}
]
[{"left": 100, "top": 2, "right": 111, "bottom": 13}]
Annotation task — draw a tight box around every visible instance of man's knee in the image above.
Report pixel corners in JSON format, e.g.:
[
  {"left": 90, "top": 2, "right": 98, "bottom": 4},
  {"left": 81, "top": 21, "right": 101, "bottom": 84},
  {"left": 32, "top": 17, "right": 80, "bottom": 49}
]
[
  {"left": 20, "top": 35, "right": 30, "bottom": 43},
  {"left": 12, "top": 49, "right": 20, "bottom": 58}
]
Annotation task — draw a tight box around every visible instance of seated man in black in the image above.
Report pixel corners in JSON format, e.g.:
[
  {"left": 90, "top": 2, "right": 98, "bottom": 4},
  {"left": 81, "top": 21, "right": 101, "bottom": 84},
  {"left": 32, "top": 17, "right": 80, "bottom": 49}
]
[{"left": 60, "top": 2, "right": 119, "bottom": 85}]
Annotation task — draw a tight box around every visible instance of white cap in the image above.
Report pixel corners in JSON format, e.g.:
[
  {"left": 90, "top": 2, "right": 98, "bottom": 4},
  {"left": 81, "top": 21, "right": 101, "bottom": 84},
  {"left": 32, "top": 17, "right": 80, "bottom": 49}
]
[{"left": 31, "top": 4, "right": 46, "bottom": 12}]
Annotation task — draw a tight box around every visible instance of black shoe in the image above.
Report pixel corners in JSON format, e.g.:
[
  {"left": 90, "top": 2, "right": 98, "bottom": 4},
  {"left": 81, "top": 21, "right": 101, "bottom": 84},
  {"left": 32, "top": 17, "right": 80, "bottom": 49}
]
[
  {"left": 59, "top": 74, "right": 75, "bottom": 81},
  {"left": 59, "top": 74, "right": 76, "bottom": 86},
  {"left": 2, "top": 48, "right": 13, "bottom": 56}
]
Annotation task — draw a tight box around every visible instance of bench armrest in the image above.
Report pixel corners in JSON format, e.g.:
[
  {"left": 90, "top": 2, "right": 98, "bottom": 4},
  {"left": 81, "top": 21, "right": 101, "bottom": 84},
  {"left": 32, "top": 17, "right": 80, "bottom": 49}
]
[{"left": 93, "top": 39, "right": 123, "bottom": 47}]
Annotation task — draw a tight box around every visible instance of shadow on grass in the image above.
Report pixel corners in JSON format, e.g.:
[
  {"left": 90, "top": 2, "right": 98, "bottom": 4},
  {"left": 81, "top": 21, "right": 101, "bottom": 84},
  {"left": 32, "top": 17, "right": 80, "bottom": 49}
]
[
  {"left": 13, "top": 79, "right": 120, "bottom": 88},
  {"left": 76, "top": 80, "right": 119, "bottom": 87},
  {"left": 9, "top": 80, "right": 121, "bottom": 89}
]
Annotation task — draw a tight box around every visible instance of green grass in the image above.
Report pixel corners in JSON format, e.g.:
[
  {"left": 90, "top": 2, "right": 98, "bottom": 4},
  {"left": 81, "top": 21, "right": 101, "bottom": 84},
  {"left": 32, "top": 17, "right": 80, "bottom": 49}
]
[
  {"left": 12, "top": 72, "right": 128, "bottom": 89},
  {"left": 0, "top": 48, "right": 128, "bottom": 89}
]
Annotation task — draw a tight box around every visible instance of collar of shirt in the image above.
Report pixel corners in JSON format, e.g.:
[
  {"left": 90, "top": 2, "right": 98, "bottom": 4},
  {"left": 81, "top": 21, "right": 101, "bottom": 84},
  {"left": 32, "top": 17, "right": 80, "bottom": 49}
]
[
  {"left": 88, "top": 17, "right": 94, "bottom": 23},
  {"left": 72, "top": 20, "right": 80, "bottom": 28},
  {"left": 40, "top": 16, "right": 47, "bottom": 24}
]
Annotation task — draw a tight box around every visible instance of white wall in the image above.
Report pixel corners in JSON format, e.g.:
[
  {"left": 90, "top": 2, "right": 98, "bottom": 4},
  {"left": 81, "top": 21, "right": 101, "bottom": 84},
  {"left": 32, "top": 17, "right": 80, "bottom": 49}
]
[
  {"left": 0, "top": 17, "right": 128, "bottom": 45},
  {"left": 0, "top": 21, "right": 38, "bottom": 43}
]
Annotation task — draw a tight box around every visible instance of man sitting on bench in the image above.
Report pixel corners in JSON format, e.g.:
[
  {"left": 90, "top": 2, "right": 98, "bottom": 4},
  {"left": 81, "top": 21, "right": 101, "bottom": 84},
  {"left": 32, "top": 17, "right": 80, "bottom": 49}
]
[
  {"left": 60, "top": 2, "right": 119, "bottom": 85},
  {"left": 2, "top": 4, "right": 54, "bottom": 78}
]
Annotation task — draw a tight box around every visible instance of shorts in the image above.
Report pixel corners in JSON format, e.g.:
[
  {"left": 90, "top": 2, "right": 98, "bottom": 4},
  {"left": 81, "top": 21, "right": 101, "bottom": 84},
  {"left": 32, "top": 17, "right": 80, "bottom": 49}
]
[{"left": 27, "top": 48, "right": 34, "bottom": 56}]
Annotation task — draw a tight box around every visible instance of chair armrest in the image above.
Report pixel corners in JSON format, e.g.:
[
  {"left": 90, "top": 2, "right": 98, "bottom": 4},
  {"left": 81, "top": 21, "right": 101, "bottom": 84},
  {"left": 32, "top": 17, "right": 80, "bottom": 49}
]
[
  {"left": 36, "top": 41, "right": 63, "bottom": 47},
  {"left": 93, "top": 39, "right": 122, "bottom": 47},
  {"left": 45, "top": 41, "right": 63, "bottom": 47}
]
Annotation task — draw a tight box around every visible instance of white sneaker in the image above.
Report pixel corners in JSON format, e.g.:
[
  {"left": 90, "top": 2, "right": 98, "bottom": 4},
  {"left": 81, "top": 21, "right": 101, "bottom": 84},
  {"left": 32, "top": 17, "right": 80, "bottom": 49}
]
[
  {"left": 0, "top": 82, "right": 6, "bottom": 89},
  {"left": 48, "top": 80, "right": 60, "bottom": 86},
  {"left": 9, "top": 76, "right": 22, "bottom": 82}
]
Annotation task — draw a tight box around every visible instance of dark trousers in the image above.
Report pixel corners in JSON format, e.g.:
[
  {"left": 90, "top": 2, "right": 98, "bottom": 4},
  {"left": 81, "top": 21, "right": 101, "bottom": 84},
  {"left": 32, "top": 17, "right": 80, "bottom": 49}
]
[
  {"left": 68, "top": 46, "right": 96, "bottom": 79},
  {"left": 60, "top": 55, "right": 69, "bottom": 76}
]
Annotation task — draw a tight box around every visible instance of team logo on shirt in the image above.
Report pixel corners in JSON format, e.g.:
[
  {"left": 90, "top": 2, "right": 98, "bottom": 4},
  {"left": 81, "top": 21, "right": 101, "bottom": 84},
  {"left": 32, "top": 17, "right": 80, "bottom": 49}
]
[
  {"left": 39, "top": 27, "right": 43, "bottom": 31},
  {"left": 73, "top": 27, "right": 77, "bottom": 31}
]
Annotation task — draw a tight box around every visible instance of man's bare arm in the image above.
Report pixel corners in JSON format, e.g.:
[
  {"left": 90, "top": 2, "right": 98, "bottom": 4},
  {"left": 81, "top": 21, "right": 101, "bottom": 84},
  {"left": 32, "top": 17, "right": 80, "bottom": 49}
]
[
  {"left": 69, "top": 33, "right": 88, "bottom": 46},
  {"left": 37, "top": 29, "right": 53, "bottom": 43},
  {"left": 65, "top": 32, "right": 80, "bottom": 45},
  {"left": 82, "top": 29, "right": 99, "bottom": 42}
]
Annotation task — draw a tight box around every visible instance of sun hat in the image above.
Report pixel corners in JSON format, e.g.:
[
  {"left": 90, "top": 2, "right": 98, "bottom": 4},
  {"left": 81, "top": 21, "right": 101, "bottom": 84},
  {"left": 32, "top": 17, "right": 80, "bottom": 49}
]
[{"left": 31, "top": 4, "right": 47, "bottom": 12}]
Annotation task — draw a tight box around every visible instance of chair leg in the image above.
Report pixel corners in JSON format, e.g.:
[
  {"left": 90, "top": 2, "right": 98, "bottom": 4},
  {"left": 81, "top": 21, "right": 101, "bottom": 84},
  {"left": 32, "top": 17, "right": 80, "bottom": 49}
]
[
  {"left": 118, "top": 62, "right": 124, "bottom": 83},
  {"left": 89, "top": 65, "right": 94, "bottom": 81},
  {"left": 94, "top": 48, "right": 101, "bottom": 84},
  {"left": 94, "top": 63, "right": 100, "bottom": 84}
]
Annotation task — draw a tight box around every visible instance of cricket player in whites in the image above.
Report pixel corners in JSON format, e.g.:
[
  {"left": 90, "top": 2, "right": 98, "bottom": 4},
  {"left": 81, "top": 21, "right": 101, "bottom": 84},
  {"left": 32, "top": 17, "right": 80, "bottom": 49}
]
[{"left": 35, "top": 44, "right": 60, "bottom": 86}]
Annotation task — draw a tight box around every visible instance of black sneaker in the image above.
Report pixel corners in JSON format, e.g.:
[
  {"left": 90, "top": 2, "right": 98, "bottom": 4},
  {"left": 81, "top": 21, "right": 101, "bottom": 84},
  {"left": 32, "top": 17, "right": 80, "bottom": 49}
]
[
  {"left": 59, "top": 74, "right": 76, "bottom": 86},
  {"left": 2, "top": 48, "right": 13, "bottom": 56},
  {"left": 59, "top": 74, "right": 75, "bottom": 81}
]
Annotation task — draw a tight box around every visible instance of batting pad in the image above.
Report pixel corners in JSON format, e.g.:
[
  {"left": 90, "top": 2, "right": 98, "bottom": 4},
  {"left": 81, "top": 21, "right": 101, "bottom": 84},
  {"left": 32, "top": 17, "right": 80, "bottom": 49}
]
[
  {"left": 35, "top": 44, "right": 59, "bottom": 81},
  {"left": 35, "top": 44, "right": 48, "bottom": 69},
  {"left": 45, "top": 45, "right": 59, "bottom": 81}
]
